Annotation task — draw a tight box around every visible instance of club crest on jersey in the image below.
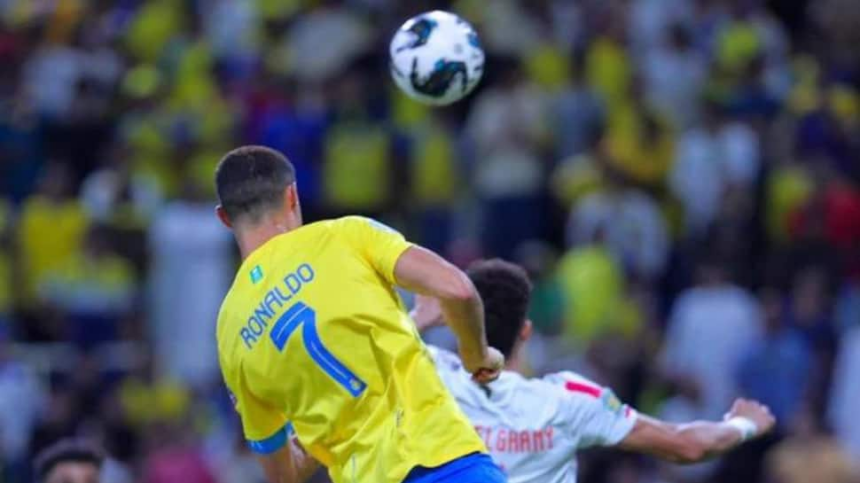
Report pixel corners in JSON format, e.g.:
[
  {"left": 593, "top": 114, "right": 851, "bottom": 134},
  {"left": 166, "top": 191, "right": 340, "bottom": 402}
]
[
  {"left": 250, "top": 265, "right": 264, "bottom": 284},
  {"left": 602, "top": 389, "right": 623, "bottom": 415}
]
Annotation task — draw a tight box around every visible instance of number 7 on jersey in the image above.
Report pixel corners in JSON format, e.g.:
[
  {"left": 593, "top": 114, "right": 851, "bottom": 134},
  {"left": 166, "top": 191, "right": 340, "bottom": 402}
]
[{"left": 270, "top": 302, "right": 367, "bottom": 397}]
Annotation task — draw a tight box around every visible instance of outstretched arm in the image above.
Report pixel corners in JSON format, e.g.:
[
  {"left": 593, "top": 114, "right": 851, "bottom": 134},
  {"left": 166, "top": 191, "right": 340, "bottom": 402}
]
[
  {"left": 395, "top": 246, "right": 503, "bottom": 382},
  {"left": 618, "top": 399, "right": 775, "bottom": 464}
]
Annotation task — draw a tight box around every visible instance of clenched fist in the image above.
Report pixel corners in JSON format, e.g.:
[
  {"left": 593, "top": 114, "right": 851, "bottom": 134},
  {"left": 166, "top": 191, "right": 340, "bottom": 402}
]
[
  {"left": 725, "top": 398, "right": 776, "bottom": 438},
  {"left": 461, "top": 346, "right": 505, "bottom": 384}
]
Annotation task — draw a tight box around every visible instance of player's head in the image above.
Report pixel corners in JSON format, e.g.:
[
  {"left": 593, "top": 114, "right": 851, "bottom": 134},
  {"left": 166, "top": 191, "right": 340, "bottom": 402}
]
[
  {"left": 215, "top": 146, "right": 300, "bottom": 229},
  {"left": 466, "top": 259, "right": 533, "bottom": 359},
  {"left": 34, "top": 439, "right": 103, "bottom": 483}
]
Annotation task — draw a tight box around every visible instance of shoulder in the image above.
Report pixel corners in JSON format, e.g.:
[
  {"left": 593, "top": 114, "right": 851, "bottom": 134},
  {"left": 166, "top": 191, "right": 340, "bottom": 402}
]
[
  {"left": 541, "top": 371, "right": 635, "bottom": 427},
  {"left": 315, "top": 216, "right": 369, "bottom": 241},
  {"left": 327, "top": 216, "right": 371, "bottom": 227},
  {"left": 329, "top": 216, "right": 401, "bottom": 235},
  {"left": 292, "top": 219, "right": 339, "bottom": 236},
  {"left": 274, "top": 219, "right": 347, "bottom": 248},
  {"left": 541, "top": 370, "right": 595, "bottom": 387},
  {"left": 540, "top": 371, "right": 611, "bottom": 403}
]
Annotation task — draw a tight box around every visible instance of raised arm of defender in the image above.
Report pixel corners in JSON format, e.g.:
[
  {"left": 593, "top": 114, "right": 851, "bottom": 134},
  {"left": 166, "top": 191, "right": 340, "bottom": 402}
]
[
  {"left": 618, "top": 398, "right": 775, "bottom": 464},
  {"left": 394, "top": 246, "right": 504, "bottom": 383}
]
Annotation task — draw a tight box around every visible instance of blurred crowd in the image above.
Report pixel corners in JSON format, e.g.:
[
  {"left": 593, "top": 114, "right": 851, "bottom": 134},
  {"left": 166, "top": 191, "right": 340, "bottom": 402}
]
[{"left": 0, "top": 0, "right": 859, "bottom": 482}]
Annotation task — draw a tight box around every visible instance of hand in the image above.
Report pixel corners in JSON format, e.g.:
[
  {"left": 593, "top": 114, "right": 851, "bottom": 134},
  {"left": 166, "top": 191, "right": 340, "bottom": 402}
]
[
  {"left": 460, "top": 346, "right": 505, "bottom": 384},
  {"left": 725, "top": 398, "right": 776, "bottom": 438},
  {"left": 410, "top": 294, "right": 444, "bottom": 331}
]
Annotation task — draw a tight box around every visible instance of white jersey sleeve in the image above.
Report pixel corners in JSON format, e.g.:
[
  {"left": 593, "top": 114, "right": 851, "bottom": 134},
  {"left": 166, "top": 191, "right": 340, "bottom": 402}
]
[{"left": 542, "top": 371, "right": 637, "bottom": 448}]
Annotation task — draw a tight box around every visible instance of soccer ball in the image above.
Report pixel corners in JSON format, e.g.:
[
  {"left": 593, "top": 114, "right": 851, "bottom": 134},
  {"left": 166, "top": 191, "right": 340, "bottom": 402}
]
[{"left": 389, "top": 10, "right": 485, "bottom": 106}]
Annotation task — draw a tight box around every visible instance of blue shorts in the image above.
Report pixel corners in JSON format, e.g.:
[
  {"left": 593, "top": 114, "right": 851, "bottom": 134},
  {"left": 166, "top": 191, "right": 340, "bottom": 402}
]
[{"left": 403, "top": 453, "right": 507, "bottom": 483}]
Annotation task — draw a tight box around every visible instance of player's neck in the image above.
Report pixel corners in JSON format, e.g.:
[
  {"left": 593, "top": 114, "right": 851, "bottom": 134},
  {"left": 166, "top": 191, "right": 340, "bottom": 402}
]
[
  {"left": 505, "top": 351, "right": 525, "bottom": 374},
  {"left": 236, "top": 214, "right": 302, "bottom": 260}
]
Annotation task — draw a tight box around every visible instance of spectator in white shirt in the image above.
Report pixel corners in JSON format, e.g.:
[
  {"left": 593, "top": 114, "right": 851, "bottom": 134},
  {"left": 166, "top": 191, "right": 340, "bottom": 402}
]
[
  {"left": 670, "top": 102, "right": 761, "bottom": 235},
  {"left": 828, "top": 326, "right": 860, "bottom": 460},
  {"left": 148, "top": 182, "right": 232, "bottom": 386},
  {"left": 661, "top": 258, "right": 764, "bottom": 421},
  {"left": 641, "top": 24, "right": 707, "bottom": 128},
  {"left": 567, "top": 176, "right": 669, "bottom": 281}
]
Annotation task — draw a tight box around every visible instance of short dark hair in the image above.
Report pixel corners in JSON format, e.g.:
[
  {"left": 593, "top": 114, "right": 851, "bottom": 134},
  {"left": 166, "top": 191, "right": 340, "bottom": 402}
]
[
  {"left": 466, "top": 259, "right": 533, "bottom": 358},
  {"left": 215, "top": 146, "right": 296, "bottom": 222},
  {"left": 34, "top": 439, "right": 104, "bottom": 482}
]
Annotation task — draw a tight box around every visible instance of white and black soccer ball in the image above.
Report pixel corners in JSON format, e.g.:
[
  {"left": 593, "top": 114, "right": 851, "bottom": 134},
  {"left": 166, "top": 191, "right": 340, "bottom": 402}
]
[{"left": 389, "top": 10, "right": 485, "bottom": 106}]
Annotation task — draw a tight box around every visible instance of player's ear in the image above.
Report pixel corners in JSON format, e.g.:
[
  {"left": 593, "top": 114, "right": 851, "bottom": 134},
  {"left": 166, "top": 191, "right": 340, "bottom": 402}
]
[
  {"left": 286, "top": 183, "right": 300, "bottom": 211},
  {"left": 287, "top": 183, "right": 302, "bottom": 220},
  {"left": 215, "top": 205, "right": 233, "bottom": 228},
  {"left": 520, "top": 319, "right": 533, "bottom": 343}
]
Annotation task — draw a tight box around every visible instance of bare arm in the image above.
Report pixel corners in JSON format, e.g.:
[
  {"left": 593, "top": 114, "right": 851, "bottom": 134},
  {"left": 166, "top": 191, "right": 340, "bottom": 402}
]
[
  {"left": 257, "top": 440, "right": 321, "bottom": 483},
  {"left": 394, "top": 246, "right": 503, "bottom": 381},
  {"left": 257, "top": 446, "right": 298, "bottom": 483},
  {"left": 289, "top": 439, "right": 323, "bottom": 482},
  {"left": 395, "top": 246, "right": 484, "bottom": 350},
  {"left": 620, "top": 415, "right": 745, "bottom": 463},
  {"left": 618, "top": 399, "right": 775, "bottom": 464}
]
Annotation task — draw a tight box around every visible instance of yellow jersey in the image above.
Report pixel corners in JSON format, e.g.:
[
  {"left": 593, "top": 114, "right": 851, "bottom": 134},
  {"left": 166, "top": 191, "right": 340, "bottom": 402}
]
[{"left": 216, "top": 216, "right": 485, "bottom": 483}]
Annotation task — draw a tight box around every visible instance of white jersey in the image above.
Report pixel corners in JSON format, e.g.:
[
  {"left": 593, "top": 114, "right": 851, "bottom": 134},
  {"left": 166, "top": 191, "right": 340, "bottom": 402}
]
[{"left": 428, "top": 346, "right": 637, "bottom": 483}]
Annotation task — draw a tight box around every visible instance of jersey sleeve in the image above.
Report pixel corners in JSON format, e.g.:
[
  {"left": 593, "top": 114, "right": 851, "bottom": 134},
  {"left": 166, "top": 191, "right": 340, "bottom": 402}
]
[
  {"left": 228, "top": 378, "right": 292, "bottom": 454},
  {"left": 334, "top": 216, "right": 414, "bottom": 284},
  {"left": 544, "top": 371, "right": 637, "bottom": 448}
]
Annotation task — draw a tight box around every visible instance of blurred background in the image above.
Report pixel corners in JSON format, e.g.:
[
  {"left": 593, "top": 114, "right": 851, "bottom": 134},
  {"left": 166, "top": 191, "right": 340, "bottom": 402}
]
[{"left": 0, "top": 0, "right": 859, "bottom": 482}]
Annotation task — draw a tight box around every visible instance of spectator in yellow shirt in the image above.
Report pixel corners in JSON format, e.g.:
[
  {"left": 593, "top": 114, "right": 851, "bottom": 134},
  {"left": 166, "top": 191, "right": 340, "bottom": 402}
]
[
  {"left": 17, "top": 163, "right": 88, "bottom": 308},
  {"left": 603, "top": 83, "right": 676, "bottom": 189},
  {"left": 323, "top": 75, "right": 392, "bottom": 217},
  {"left": 38, "top": 225, "right": 136, "bottom": 348}
]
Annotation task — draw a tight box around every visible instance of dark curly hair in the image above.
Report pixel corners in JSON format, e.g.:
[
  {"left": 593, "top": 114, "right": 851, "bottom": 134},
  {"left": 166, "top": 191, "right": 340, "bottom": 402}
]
[
  {"left": 466, "top": 259, "right": 533, "bottom": 358},
  {"left": 34, "top": 439, "right": 103, "bottom": 482}
]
